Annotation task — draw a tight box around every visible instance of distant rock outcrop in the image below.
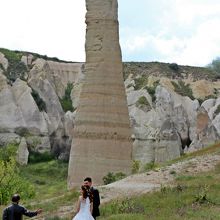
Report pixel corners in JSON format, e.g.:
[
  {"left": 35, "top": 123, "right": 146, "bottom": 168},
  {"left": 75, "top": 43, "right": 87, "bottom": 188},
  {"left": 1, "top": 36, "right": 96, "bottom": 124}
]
[{"left": 0, "top": 47, "right": 220, "bottom": 173}]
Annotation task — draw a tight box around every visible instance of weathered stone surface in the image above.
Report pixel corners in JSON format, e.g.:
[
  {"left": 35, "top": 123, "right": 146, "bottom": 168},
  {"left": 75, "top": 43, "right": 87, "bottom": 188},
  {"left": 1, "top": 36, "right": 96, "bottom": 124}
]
[
  {"left": 12, "top": 79, "right": 48, "bottom": 135},
  {"left": 0, "top": 52, "right": 8, "bottom": 70},
  {"left": 28, "top": 61, "right": 64, "bottom": 135},
  {"left": 68, "top": 0, "right": 133, "bottom": 188},
  {"left": 16, "top": 137, "right": 29, "bottom": 165},
  {"left": 21, "top": 54, "right": 34, "bottom": 66},
  {"left": 26, "top": 136, "right": 51, "bottom": 153},
  {"left": 0, "top": 133, "right": 21, "bottom": 146}
]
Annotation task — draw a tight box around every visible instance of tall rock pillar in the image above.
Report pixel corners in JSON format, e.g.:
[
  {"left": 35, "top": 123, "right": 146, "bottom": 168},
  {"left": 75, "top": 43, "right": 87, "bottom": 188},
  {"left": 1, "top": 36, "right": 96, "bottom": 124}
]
[{"left": 68, "top": 0, "right": 133, "bottom": 188}]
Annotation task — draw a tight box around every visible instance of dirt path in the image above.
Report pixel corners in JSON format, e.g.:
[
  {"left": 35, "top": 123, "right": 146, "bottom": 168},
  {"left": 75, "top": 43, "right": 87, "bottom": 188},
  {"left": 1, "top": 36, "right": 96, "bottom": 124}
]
[
  {"left": 33, "top": 153, "right": 220, "bottom": 219},
  {"left": 99, "top": 153, "right": 220, "bottom": 203}
]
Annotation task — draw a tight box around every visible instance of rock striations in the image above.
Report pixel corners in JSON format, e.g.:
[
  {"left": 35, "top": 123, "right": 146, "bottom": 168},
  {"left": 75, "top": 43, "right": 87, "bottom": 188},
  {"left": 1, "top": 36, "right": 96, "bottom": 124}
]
[{"left": 67, "top": 0, "right": 133, "bottom": 188}]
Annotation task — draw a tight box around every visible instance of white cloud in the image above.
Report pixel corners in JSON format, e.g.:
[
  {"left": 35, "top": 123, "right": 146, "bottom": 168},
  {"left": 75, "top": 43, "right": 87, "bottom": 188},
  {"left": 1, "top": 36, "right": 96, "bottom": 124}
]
[
  {"left": 0, "top": 0, "right": 86, "bottom": 61},
  {"left": 120, "top": 0, "right": 220, "bottom": 66}
]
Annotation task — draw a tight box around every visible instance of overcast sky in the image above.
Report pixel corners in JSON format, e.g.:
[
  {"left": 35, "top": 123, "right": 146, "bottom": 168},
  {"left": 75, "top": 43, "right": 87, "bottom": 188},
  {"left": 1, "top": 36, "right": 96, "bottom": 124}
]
[{"left": 1, "top": 0, "right": 220, "bottom": 67}]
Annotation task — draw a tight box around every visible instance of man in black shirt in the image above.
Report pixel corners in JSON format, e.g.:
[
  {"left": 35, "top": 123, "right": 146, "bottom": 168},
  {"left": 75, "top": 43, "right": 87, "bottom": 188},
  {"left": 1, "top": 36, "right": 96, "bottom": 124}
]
[
  {"left": 2, "top": 194, "right": 42, "bottom": 220},
  {"left": 84, "top": 177, "right": 100, "bottom": 219}
]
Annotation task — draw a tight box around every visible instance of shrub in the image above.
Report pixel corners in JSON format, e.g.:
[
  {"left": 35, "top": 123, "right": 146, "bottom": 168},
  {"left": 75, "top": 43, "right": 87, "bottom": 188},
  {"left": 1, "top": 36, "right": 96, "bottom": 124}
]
[
  {"left": 134, "top": 77, "right": 148, "bottom": 90},
  {"left": 0, "top": 48, "right": 27, "bottom": 82},
  {"left": 0, "top": 149, "right": 35, "bottom": 205},
  {"left": 144, "top": 162, "right": 157, "bottom": 172},
  {"left": 171, "top": 80, "right": 194, "bottom": 99},
  {"left": 28, "top": 151, "right": 54, "bottom": 163},
  {"left": 132, "top": 160, "right": 140, "bottom": 174},
  {"left": 0, "top": 144, "right": 17, "bottom": 161},
  {"left": 135, "top": 96, "right": 150, "bottom": 109},
  {"left": 31, "top": 89, "right": 47, "bottom": 112},
  {"left": 169, "top": 63, "right": 179, "bottom": 72},
  {"left": 214, "top": 105, "right": 220, "bottom": 116},
  {"left": 60, "top": 83, "right": 74, "bottom": 112},
  {"left": 103, "top": 172, "right": 126, "bottom": 185}
]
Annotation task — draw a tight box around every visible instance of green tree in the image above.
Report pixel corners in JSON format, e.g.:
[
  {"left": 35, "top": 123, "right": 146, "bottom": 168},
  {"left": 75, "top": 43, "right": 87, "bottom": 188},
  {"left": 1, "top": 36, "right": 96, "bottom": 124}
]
[{"left": 207, "top": 57, "right": 220, "bottom": 75}]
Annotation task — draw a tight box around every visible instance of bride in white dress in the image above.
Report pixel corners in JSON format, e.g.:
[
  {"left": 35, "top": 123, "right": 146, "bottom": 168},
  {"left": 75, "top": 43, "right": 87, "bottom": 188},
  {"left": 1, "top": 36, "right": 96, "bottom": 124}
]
[{"left": 72, "top": 185, "right": 94, "bottom": 220}]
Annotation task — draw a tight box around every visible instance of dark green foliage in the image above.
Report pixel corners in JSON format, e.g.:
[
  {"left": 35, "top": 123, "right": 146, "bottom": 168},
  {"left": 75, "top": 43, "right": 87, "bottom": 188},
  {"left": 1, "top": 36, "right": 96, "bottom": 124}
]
[
  {"left": 136, "top": 96, "right": 149, "bottom": 108},
  {"left": 31, "top": 89, "right": 47, "bottom": 112},
  {"left": 103, "top": 172, "right": 126, "bottom": 185},
  {"left": 144, "top": 81, "right": 159, "bottom": 102},
  {"left": 0, "top": 48, "right": 27, "bottom": 82},
  {"left": 60, "top": 83, "right": 74, "bottom": 112},
  {"left": 0, "top": 144, "right": 17, "bottom": 161},
  {"left": 207, "top": 57, "right": 220, "bottom": 75},
  {"left": 169, "top": 63, "right": 179, "bottom": 72},
  {"left": 171, "top": 80, "right": 194, "bottom": 100},
  {"left": 28, "top": 151, "right": 55, "bottom": 164},
  {"left": 134, "top": 76, "right": 148, "bottom": 90},
  {"left": 0, "top": 144, "right": 35, "bottom": 205},
  {"left": 214, "top": 105, "right": 220, "bottom": 116},
  {"left": 132, "top": 160, "right": 140, "bottom": 174}
]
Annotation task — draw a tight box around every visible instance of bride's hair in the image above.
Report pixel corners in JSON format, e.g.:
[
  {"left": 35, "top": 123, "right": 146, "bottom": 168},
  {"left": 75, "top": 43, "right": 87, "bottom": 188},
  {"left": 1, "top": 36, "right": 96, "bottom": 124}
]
[{"left": 81, "top": 185, "right": 93, "bottom": 203}]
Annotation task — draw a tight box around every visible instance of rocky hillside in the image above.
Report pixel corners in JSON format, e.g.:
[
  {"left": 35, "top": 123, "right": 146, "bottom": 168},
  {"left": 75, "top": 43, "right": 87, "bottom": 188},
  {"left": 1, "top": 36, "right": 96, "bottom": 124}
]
[{"left": 0, "top": 48, "right": 220, "bottom": 167}]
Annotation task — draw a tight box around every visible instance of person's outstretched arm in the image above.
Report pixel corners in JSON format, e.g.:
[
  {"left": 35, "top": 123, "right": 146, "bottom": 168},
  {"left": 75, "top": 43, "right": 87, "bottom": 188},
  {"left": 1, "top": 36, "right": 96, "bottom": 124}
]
[{"left": 22, "top": 206, "right": 42, "bottom": 217}]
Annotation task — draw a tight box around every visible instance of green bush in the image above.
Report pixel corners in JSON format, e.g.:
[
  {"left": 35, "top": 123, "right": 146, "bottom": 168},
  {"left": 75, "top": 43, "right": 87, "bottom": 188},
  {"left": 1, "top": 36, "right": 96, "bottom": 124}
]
[
  {"left": 171, "top": 80, "right": 194, "bottom": 99},
  {"left": 28, "top": 151, "right": 54, "bottom": 163},
  {"left": 0, "top": 144, "right": 17, "bottom": 161},
  {"left": 132, "top": 160, "right": 140, "bottom": 174},
  {"left": 0, "top": 149, "right": 35, "bottom": 205},
  {"left": 207, "top": 57, "right": 220, "bottom": 75},
  {"left": 169, "top": 63, "right": 179, "bottom": 72},
  {"left": 60, "top": 83, "right": 74, "bottom": 112},
  {"left": 0, "top": 48, "right": 27, "bottom": 82},
  {"left": 31, "top": 89, "right": 47, "bottom": 112},
  {"left": 103, "top": 172, "right": 126, "bottom": 185},
  {"left": 134, "top": 77, "right": 148, "bottom": 90},
  {"left": 135, "top": 96, "right": 150, "bottom": 108},
  {"left": 214, "top": 105, "right": 220, "bottom": 116}
]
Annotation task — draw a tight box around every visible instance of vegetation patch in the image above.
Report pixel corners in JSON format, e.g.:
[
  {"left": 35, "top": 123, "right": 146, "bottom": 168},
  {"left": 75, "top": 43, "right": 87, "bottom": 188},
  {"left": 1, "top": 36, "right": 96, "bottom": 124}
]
[
  {"left": 0, "top": 144, "right": 35, "bottom": 205},
  {"left": 103, "top": 172, "right": 126, "bottom": 185},
  {"left": 214, "top": 104, "right": 220, "bottom": 117},
  {"left": 31, "top": 89, "right": 47, "bottom": 112},
  {"left": 0, "top": 48, "right": 27, "bottom": 82},
  {"left": 60, "top": 83, "right": 74, "bottom": 112},
  {"left": 135, "top": 96, "right": 150, "bottom": 109},
  {"left": 171, "top": 80, "right": 194, "bottom": 99},
  {"left": 133, "top": 76, "right": 148, "bottom": 90}
]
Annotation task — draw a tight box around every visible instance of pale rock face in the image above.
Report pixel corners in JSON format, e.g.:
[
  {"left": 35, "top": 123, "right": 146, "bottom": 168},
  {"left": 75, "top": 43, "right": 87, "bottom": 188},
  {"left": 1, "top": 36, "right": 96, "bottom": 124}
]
[
  {"left": 188, "top": 107, "right": 219, "bottom": 150},
  {"left": 47, "top": 61, "right": 83, "bottom": 98},
  {"left": 16, "top": 137, "right": 29, "bottom": 165},
  {"left": 0, "top": 133, "right": 21, "bottom": 146},
  {"left": 64, "top": 111, "right": 75, "bottom": 138},
  {"left": 68, "top": 0, "right": 133, "bottom": 188},
  {"left": 191, "top": 80, "right": 214, "bottom": 99},
  {"left": 0, "top": 52, "right": 9, "bottom": 70},
  {"left": 21, "top": 54, "right": 34, "bottom": 66},
  {"left": 0, "top": 75, "right": 26, "bottom": 132},
  {"left": 28, "top": 65, "right": 64, "bottom": 135},
  {"left": 12, "top": 79, "right": 48, "bottom": 135},
  {"left": 26, "top": 136, "right": 51, "bottom": 153}
]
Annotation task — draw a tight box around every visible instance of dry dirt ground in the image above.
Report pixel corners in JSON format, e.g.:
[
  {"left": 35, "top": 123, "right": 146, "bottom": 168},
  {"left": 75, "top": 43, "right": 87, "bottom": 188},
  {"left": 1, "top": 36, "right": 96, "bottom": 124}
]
[{"left": 33, "top": 153, "right": 220, "bottom": 219}]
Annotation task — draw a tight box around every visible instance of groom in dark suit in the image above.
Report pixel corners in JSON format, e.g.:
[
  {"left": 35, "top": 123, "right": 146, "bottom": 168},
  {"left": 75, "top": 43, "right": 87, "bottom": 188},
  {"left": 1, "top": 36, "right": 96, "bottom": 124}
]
[{"left": 84, "top": 177, "right": 100, "bottom": 219}]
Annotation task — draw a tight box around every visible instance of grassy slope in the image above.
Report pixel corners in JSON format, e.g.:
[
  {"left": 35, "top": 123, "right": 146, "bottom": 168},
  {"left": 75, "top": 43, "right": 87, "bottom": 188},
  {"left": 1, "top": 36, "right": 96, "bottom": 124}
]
[
  {"left": 99, "top": 142, "right": 220, "bottom": 220},
  {"left": 1, "top": 143, "right": 220, "bottom": 219}
]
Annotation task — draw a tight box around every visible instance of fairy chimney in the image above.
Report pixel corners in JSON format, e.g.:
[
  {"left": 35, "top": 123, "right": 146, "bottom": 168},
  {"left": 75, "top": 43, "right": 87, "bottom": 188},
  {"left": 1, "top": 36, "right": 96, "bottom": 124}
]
[{"left": 68, "top": 0, "right": 133, "bottom": 188}]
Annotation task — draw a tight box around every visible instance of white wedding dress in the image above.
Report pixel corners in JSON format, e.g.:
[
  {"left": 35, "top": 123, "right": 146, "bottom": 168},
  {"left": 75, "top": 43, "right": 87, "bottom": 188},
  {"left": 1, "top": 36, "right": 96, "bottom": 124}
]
[{"left": 72, "top": 197, "right": 94, "bottom": 220}]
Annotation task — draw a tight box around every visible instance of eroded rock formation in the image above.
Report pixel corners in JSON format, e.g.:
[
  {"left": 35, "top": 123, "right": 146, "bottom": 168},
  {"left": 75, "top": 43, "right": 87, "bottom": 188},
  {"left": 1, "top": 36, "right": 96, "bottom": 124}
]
[{"left": 68, "top": 0, "right": 133, "bottom": 188}]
